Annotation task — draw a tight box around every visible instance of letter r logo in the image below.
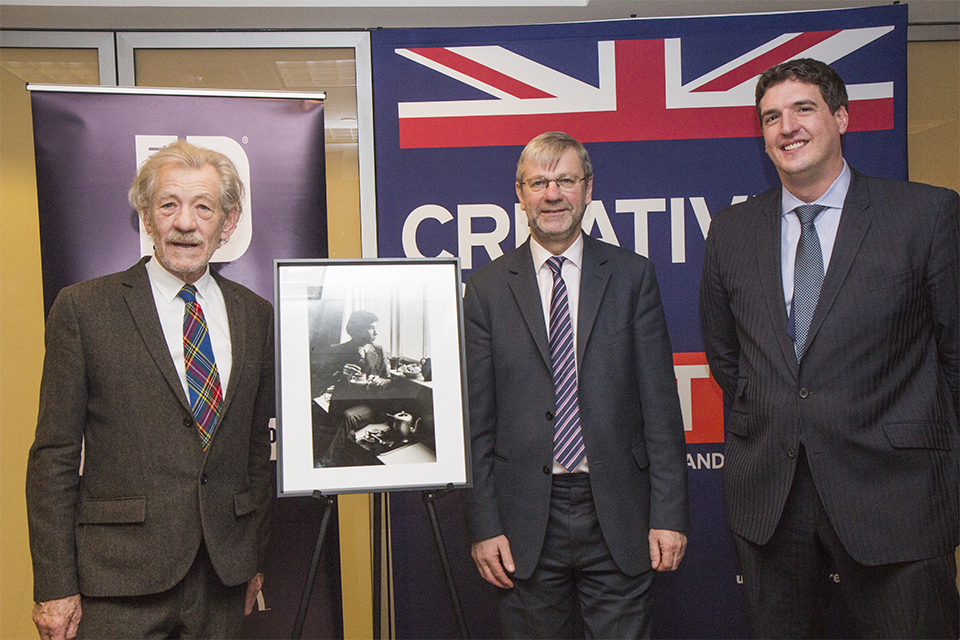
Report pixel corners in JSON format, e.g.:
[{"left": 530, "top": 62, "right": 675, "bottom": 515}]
[{"left": 134, "top": 135, "right": 252, "bottom": 263}]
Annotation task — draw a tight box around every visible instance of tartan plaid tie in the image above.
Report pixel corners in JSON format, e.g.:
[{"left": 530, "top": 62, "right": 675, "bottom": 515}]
[
  {"left": 793, "top": 204, "right": 827, "bottom": 361},
  {"left": 547, "top": 256, "right": 585, "bottom": 471},
  {"left": 178, "top": 285, "right": 223, "bottom": 451}
]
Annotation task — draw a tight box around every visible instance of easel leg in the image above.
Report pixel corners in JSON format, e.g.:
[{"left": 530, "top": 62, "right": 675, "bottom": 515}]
[
  {"left": 292, "top": 490, "right": 337, "bottom": 640},
  {"left": 422, "top": 486, "right": 470, "bottom": 640}
]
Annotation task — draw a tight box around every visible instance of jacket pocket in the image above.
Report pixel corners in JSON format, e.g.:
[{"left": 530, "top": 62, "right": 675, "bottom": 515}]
[
  {"left": 631, "top": 444, "right": 649, "bottom": 470},
  {"left": 234, "top": 490, "right": 260, "bottom": 517},
  {"left": 730, "top": 377, "right": 749, "bottom": 416},
  {"left": 882, "top": 422, "right": 952, "bottom": 450},
  {"left": 77, "top": 496, "right": 146, "bottom": 524},
  {"left": 593, "top": 323, "right": 632, "bottom": 349},
  {"left": 867, "top": 268, "right": 915, "bottom": 291}
]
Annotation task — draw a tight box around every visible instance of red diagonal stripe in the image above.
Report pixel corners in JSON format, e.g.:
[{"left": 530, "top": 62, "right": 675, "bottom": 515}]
[
  {"left": 408, "top": 47, "right": 555, "bottom": 99},
  {"left": 398, "top": 38, "right": 893, "bottom": 148},
  {"left": 693, "top": 30, "right": 841, "bottom": 92}
]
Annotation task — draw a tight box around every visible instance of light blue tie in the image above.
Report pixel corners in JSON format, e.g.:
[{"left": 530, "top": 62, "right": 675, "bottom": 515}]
[
  {"left": 547, "top": 256, "right": 584, "bottom": 471},
  {"left": 793, "top": 204, "right": 827, "bottom": 361}
]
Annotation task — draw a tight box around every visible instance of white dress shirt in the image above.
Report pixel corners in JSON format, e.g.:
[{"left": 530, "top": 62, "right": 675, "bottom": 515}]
[
  {"left": 781, "top": 160, "right": 852, "bottom": 316},
  {"left": 146, "top": 256, "right": 233, "bottom": 401},
  {"left": 529, "top": 234, "right": 589, "bottom": 473}
]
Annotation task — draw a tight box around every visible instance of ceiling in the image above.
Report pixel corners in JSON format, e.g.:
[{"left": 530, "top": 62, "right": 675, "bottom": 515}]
[{"left": 1, "top": 0, "right": 957, "bottom": 33}]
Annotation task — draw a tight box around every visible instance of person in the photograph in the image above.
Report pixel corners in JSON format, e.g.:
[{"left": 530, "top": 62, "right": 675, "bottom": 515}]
[
  {"left": 314, "top": 309, "right": 393, "bottom": 466},
  {"left": 699, "top": 58, "right": 959, "bottom": 638},
  {"left": 26, "top": 140, "right": 274, "bottom": 640},
  {"left": 315, "top": 309, "right": 389, "bottom": 393},
  {"left": 461, "top": 131, "right": 690, "bottom": 638}
]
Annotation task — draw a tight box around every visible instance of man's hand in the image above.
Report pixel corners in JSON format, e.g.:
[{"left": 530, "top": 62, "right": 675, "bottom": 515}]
[
  {"left": 244, "top": 573, "right": 264, "bottom": 616},
  {"left": 470, "top": 535, "right": 516, "bottom": 589},
  {"left": 32, "top": 594, "right": 81, "bottom": 640},
  {"left": 649, "top": 529, "right": 687, "bottom": 572}
]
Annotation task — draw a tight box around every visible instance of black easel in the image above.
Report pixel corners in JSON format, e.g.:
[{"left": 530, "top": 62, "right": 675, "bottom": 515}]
[
  {"left": 292, "top": 490, "right": 337, "bottom": 640},
  {"left": 292, "top": 487, "right": 468, "bottom": 640},
  {"left": 422, "top": 485, "right": 470, "bottom": 640}
]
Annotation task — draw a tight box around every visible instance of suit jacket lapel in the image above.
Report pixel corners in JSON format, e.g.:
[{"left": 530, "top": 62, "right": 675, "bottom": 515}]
[
  {"left": 577, "top": 235, "right": 610, "bottom": 364},
  {"left": 805, "top": 170, "right": 873, "bottom": 354},
  {"left": 121, "top": 258, "right": 192, "bottom": 413},
  {"left": 506, "top": 240, "right": 552, "bottom": 370},
  {"left": 213, "top": 271, "right": 246, "bottom": 420},
  {"left": 755, "top": 188, "right": 799, "bottom": 378}
]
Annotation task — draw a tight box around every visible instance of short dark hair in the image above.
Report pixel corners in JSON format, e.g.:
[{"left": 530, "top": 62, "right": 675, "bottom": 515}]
[
  {"left": 346, "top": 310, "right": 379, "bottom": 340},
  {"left": 755, "top": 58, "right": 848, "bottom": 119}
]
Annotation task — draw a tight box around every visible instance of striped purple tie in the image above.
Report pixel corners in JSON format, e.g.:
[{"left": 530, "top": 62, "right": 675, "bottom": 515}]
[
  {"left": 178, "top": 285, "right": 223, "bottom": 451},
  {"left": 547, "top": 257, "right": 584, "bottom": 471}
]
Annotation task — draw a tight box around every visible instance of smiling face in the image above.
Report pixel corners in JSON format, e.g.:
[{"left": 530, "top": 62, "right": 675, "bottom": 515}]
[
  {"left": 142, "top": 163, "right": 238, "bottom": 284},
  {"left": 516, "top": 147, "right": 593, "bottom": 255},
  {"left": 759, "top": 78, "right": 848, "bottom": 202}
]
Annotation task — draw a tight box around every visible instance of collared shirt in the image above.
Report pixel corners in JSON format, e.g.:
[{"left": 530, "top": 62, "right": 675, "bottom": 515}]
[
  {"left": 146, "top": 256, "right": 233, "bottom": 401},
  {"left": 529, "top": 233, "right": 589, "bottom": 473},
  {"left": 780, "top": 160, "right": 851, "bottom": 315}
]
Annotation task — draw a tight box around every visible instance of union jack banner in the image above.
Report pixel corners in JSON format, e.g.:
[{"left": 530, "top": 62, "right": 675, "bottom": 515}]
[
  {"left": 395, "top": 26, "right": 895, "bottom": 148},
  {"left": 372, "top": 6, "right": 906, "bottom": 639}
]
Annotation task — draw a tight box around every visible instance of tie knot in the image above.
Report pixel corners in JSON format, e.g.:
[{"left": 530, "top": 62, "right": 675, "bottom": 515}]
[
  {"left": 794, "top": 204, "right": 827, "bottom": 225},
  {"left": 178, "top": 284, "right": 198, "bottom": 304},
  {"left": 547, "top": 256, "right": 565, "bottom": 278}
]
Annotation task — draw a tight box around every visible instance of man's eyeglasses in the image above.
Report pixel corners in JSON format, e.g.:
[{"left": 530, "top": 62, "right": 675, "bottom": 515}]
[{"left": 519, "top": 175, "right": 586, "bottom": 193}]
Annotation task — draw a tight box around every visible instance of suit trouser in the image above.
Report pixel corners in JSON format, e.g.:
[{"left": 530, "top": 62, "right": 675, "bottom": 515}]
[
  {"left": 734, "top": 446, "right": 960, "bottom": 639},
  {"left": 77, "top": 542, "right": 247, "bottom": 639},
  {"left": 497, "top": 473, "right": 655, "bottom": 639}
]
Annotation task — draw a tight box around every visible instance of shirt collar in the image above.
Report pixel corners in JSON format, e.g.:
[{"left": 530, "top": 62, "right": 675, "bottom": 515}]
[
  {"left": 529, "top": 233, "right": 584, "bottom": 273},
  {"left": 145, "top": 254, "right": 214, "bottom": 304},
  {"left": 781, "top": 159, "right": 851, "bottom": 218}
]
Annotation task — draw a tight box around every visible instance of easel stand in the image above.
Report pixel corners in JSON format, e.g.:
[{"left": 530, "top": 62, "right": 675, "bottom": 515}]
[
  {"left": 422, "top": 485, "right": 470, "bottom": 639},
  {"left": 292, "top": 490, "right": 337, "bottom": 639},
  {"left": 291, "top": 487, "right": 469, "bottom": 640}
]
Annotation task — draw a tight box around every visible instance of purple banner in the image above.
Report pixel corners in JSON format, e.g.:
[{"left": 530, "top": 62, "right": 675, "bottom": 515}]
[
  {"left": 371, "top": 5, "right": 906, "bottom": 638},
  {"left": 30, "top": 87, "right": 339, "bottom": 638},
  {"left": 31, "top": 89, "right": 327, "bottom": 309}
]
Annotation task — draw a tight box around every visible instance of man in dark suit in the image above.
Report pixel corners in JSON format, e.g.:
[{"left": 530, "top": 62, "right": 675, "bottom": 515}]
[
  {"left": 26, "top": 140, "right": 274, "bottom": 639},
  {"left": 700, "top": 59, "right": 959, "bottom": 638},
  {"left": 462, "top": 131, "right": 690, "bottom": 638}
]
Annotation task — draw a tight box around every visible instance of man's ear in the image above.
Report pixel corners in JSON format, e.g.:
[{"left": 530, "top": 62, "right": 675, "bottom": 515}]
[
  {"left": 835, "top": 105, "right": 849, "bottom": 136},
  {"left": 220, "top": 207, "right": 240, "bottom": 243},
  {"left": 140, "top": 210, "right": 154, "bottom": 235}
]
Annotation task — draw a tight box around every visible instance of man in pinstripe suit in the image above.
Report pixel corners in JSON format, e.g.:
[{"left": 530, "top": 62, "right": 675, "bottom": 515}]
[{"left": 700, "top": 59, "right": 958, "bottom": 637}]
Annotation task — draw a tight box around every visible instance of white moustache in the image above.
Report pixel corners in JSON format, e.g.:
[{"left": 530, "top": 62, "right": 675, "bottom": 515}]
[{"left": 167, "top": 233, "right": 203, "bottom": 246}]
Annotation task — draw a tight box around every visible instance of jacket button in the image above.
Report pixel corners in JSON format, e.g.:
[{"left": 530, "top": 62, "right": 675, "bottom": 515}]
[
  {"left": 798, "top": 388, "right": 809, "bottom": 399},
  {"left": 545, "top": 411, "right": 554, "bottom": 420},
  {"left": 542, "top": 466, "right": 551, "bottom": 475},
  {"left": 788, "top": 449, "right": 796, "bottom": 458},
  {"left": 200, "top": 474, "right": 208, "bottom": 485},
  {"left": 183, "top": 417, "right": 193, "bottom": 428}
]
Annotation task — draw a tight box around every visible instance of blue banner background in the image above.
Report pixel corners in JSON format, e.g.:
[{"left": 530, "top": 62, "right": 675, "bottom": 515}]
[{"left": 372, "top": 6, "right": 906, "bottom": 638}]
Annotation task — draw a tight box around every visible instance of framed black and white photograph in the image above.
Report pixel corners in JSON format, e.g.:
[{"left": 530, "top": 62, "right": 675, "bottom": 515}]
[{"left": 275, "top": 258, "right": 469, "bottom": 495}]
